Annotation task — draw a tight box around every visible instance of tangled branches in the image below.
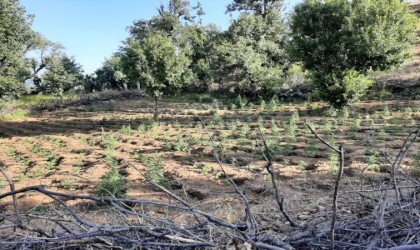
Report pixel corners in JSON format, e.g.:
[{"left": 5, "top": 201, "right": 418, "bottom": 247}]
[{"left": 0, "top": 126, "right": 418, "bottom": 249}]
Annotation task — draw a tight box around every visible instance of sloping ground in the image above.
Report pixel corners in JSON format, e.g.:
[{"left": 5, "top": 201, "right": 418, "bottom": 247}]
[
  {"left": 374, "top": 1, "right": 420, "bottom": 95},
  {"left": 0, "top": 92, "right": 418, "bottom": 248}
]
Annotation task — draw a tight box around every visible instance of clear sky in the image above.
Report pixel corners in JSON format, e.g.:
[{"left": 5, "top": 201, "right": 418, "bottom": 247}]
[{"left": 20, "top": 0, "right": 301, "bottom": 74}]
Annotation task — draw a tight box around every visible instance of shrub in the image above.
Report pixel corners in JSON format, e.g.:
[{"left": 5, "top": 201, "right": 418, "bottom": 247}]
[
  {"left": 235, "top": 94, "right": 248, "bottom": 109},
  {"left": 139, "top": 154, "right": 171, "bottom": 188},
  {"left": 98, "top": 170, "right": 127, "bottom": 198}
]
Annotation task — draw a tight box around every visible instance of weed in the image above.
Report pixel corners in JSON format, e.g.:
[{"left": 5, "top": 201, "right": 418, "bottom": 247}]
[
  {"left": 26, "top": 143, "right": 61, "bottom": 170},
  {"left": 139, "top": 154, "right": 171, "bottom": 188},
  {"left": 366, "top": 150, "right": 381, "bottom": 172},
  {"left": 119, "top": 125, "right": 134, "bottom": 136},
  {"left": 259, "top": 100, "right": 266, "bottom": 110},
  {"left": 351, "top": 118, "right": 362, "bottom": 131},
  {"left": 304, "top": 138, "right": 317, "bottom": 157},
  {"left": 325, "top": 108, "right": 337, "bottom": 117},
  {"left": 0, "top": 109, "right": 29, "bottom": 121},
  {"left": 298, "top": 161, "right": 308, "bottom": 170},
  {"left": 383, "top": 106, "right": 390, "bottom": 116},
  {"left": 6, "top": 146, "right": 32, "bottom": 168},
  {"left": 61, "top": 180, "right": 77, "bottom": 190},
  {"left": 235, "top": 95, "right": 248, "bottom": 109},
  {"left": 338, "top": 107, "right": 349, "bottom": 118},
  {"left": 378, "top": 129, "right": 387, "bottom": 140},
  {"left": 329, "top": 151, "right": 339, "bottom": 174},
  {"left": 98, "top": 170, "right": 127, "bottom": 198},
  {"left": 202, "top": 164, "right": 212, "bottom": 173},
  {"left": 268, "top": 98, "right": 278, "bottom": 112},
  {"left": 42, "top": 136, "right": 66, "bottom": 148},
  {"left": 403, "top": 107, "right": 413, "bottom": 116},
  {"left": 162, "top": 135, "right": 191, "bottom": 152}
]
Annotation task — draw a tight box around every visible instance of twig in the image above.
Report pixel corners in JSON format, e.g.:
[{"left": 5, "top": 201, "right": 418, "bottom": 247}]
[
  {"left": 306, "top": 122, "right": 344, "bottom": 250},
  {"left": 257, "top": 127, "right": 298, "bottom": 227}
]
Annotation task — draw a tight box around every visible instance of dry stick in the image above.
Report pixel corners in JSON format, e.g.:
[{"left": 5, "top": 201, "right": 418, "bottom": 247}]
[
  {"left": 370, "top": 129, "right": 420, "bottom": 206},
  {"left": 127, "top": 162, "right": 235, "bottom": 230},
  {"left": 196, "top": 116, "right": 258, "bottom": 232},
  {"left": 257, "top": 127, "right": 298, "bottom": 227},
  {"left": 306, "top": 122, "right": 344, "bottom": 250},
  {"left": 0, "top": 163, "right": 22, "bottom": 227}
]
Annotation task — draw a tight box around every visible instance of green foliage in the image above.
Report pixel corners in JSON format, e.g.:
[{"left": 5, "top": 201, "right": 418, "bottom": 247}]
[
  {"left": 139, "top": 154, "right": 170, "bottom": 188},
  {"left": 26, "top": 143, "right": 61, "bottom": 170},
  {"left": 121, "top": 33, "right": 191, "bottom": 120},
  {"left": 0, "top": 0, "right": 37, "bottom": 98},
  {"left": 366, "top": 149, "right": 381, "bottom": 172},
  {"left": 119, "top": 124, "right": 134, "bottom": 136},
  {"left": 92, "top": 56, "right": 130, "bottom": 91},
  {"left": 0, "top": 76, "right": 26, "bottom": 98},
  {"left": 162, "top": 135, "right": 191, "bottom": 152},
  {"left": 98, "top": 170, "right": 127, "bottom": 198},
  {"left": 6, "top": 146, "right": 32, "bottom": 168},
  {"left": 42, "top": 55, "right": 84, "bottom": 98},
  {"left": 268, "top": 97, "right": 278, "bottom": 112},
  {"left": 98, "top": 131, "right": 127, "bottom": 198},
  {"left": 291, "top": 0, "right": 418, "bottom": 108},
  {"left": 213, "top": 11, "right": 288, "bottom": 96},
  {"left": 235, "top": 94, "right": 248, "bottom": 109}
]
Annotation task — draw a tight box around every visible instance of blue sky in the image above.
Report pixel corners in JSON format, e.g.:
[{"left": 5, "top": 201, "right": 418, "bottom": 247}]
[{"left": 21, "top": 0, "right": 301, "bottom": 74}]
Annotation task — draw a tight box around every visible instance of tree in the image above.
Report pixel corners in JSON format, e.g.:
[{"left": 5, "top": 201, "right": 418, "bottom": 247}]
[
  {"left": 0, "top": 0, "right": 38, "bottom": 98},
  {"left": 227, "top": 0, "right": 284, "bottom": 20},
  {"left": 42, "top": 55, "right": 84, "bottom": 100},
  {"left": 290, "top": 0, "right": 418, "bottom": 108},
  {"left": 95, "top": 56, "right": 129, "bottom": 91},
  {"left": 123, "top": 33, "right": 191, "bottom": 121},
  {"left": 120, "top": 0, "right": 207, "bottom": 116},
  {"left": 213, "top": 1, "right": 288, "bottom": 98},
  {"left": 26, "top": 36, "right": 63, "bottom": 91}
]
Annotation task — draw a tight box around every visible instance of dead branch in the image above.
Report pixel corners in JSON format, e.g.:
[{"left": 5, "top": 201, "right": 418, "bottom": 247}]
[{"left": 306, "top": 122, "right": 344, "bottom": 250}]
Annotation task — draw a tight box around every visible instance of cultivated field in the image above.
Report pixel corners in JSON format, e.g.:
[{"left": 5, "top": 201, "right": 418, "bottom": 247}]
[{"left": 0, "top": 95, "right": 418, "bottom": 224}]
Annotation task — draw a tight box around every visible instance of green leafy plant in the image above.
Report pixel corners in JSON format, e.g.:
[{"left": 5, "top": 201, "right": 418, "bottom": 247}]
[
  {"left": 98, "top": 170, "right": 127, "bottom": 198},
  {"left": 119, "top": 124, "right": 134, "bottom": 136},
  {"left": 235, "top": 94, "right": 248, "bottom": 109},
  {"left": 139, "top": 154, "right": 171, "bottom": 188}
]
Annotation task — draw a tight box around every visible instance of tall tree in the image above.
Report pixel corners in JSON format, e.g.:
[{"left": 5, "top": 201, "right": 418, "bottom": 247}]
[
  {"left": 290, "top": 0, "right": 418, "bottom": 108},
  {"left": 227, "top": 0, "right": 284, "bottom": 19},
  {"left": 213, "top": 0, "right": 288, "bottom": 97},
  {"left": 123, "top": 33, "right": 192, "bottom": 121},
  {"left": 95, "top": 56, "right": 129, "bottom": 91},
  {"left": 42, "top": 55, "right": 84, "bottom": 100},
  {"left": 0, "top": 0, "right": 38, "bottom": 98},
  {"left": 120, "top": 0, "right": 205, "bottom": 101}
]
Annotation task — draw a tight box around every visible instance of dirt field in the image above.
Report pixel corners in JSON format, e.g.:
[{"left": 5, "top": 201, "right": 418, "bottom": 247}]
[{"left": 0, "top": 96, "right": 418, "bottom": 228}]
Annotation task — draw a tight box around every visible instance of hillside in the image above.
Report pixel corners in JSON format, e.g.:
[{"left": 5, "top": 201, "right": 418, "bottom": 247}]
[{"left": 374, "top": 1, "right": 420, "bottom": 95}]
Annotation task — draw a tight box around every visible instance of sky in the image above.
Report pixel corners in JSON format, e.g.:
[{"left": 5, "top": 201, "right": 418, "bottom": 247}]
[{"left": 20, "top": 0, "right": 302, "bottom": 74}]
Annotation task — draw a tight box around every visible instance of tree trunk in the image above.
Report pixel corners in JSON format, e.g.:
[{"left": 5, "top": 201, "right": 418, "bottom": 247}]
[
  {"left": 136, "top": 81, "right": 141, "bottom": 90},
  {"left": 153, "top": 98, "right": 159, "bottom": 122}
]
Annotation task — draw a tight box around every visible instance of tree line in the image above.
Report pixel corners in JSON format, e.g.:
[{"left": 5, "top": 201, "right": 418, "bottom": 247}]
[{"left": 0, "top": 0, "right": 417, "bottom": 109}]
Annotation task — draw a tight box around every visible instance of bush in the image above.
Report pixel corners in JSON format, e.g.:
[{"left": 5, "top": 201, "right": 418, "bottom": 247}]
[
  {"left": 0, "top": 76, "right": 26, "bottom": 99},
  {"left": 291, "top": 0, "right": 417, "bottom": 108},
  {"left": 314, "top": 70, "right": 373, "bottom": 108}
]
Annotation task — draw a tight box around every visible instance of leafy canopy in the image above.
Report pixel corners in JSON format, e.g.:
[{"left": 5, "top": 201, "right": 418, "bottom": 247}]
[{"left": 290, "top": 0, "right": 418, "bottom": 107}]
